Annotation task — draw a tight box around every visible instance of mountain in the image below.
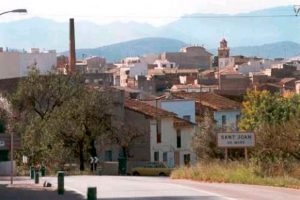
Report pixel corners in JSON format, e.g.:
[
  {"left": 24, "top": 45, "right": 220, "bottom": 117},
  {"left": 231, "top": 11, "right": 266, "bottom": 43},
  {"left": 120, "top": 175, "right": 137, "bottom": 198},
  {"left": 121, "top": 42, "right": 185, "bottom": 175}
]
[
  {"left": 158, "top": 6, "right": 300, "bottom": 48},
  {"left": 210, "top": 41, "right": 300, "bottom": 59},
  {"left": 0, "top": 17, "right": 156, "bottom": 51},
  {"left": 69, "top": 39, "right": 300, "bottom": 62},
  {"left": 0, "top": 6, "right": 299, "bottom": 51},
  {"left": 68, "top": 37, "right": 187, "bottom": 62}
]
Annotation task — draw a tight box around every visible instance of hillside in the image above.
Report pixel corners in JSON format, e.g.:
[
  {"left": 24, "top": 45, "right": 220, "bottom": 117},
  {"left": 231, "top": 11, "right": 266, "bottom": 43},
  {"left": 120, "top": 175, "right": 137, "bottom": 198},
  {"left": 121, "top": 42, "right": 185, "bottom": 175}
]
[
  {"left": 0, "top": 6, "right": 299, "bottom": 51},
  {"left": 69, "top": 39, "right": 300, "bottom": 62},
  {"left": 68, "top": 37, "right": 187, "bottom": 62},
  {"left": 210, "top": 41, "right": 300, "bottom": 59}
]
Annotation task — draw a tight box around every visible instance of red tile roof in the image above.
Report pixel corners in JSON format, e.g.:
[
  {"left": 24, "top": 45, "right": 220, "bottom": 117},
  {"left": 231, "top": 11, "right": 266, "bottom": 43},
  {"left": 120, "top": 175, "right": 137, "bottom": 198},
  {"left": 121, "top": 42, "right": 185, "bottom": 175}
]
[
  {"left": 173, "top": 117, "right": 195, "bottom": 128},
  {"left": 280, "top": 78, "right": 296, "bottom": 84},
  {"left": 125, "top": 99, "right": 176, "bottom": 118},
  {"left": 172, "top": 92, "right": 241, "bottom": 110}
]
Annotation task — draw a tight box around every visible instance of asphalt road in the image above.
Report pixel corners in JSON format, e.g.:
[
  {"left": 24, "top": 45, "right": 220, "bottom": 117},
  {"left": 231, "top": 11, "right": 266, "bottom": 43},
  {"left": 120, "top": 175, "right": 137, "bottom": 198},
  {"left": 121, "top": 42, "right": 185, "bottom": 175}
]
[{"left": 43, "top": 176, "right": 300, "bottom": 200}]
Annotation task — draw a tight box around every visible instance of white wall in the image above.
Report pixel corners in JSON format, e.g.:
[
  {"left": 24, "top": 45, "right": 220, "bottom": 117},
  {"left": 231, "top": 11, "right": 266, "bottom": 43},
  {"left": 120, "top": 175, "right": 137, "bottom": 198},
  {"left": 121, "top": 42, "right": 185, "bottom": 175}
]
[
  {"left": 236, "top": 59, "right": 275, "bottom": 75},
  {"left": 150, "top": 118, "right": 196, "bottom": 167},
  {"left": 296, "top": 81, "right": 300, "bottom": 94},
  {"left": 160, "top": 100, "right": 196, "bottom": 123},
  {"left": 129, "top": 62, "right": 148, "bottom": 77},
  {"left": 0, "top": 51, "right": 56, "bottom": 79},
  {"left": 214, "top": 110, "right": 241, "bottom": 131},
  {"left": 0, "top": 161, "right": 16, "bottom": 176}
]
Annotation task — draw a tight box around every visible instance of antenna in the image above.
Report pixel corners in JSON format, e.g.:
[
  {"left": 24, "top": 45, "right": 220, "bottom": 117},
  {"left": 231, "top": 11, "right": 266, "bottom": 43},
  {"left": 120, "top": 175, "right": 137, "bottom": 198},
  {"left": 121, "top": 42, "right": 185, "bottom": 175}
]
[{"left": 294, "top": 5, "right": 300, "bottom": 16}]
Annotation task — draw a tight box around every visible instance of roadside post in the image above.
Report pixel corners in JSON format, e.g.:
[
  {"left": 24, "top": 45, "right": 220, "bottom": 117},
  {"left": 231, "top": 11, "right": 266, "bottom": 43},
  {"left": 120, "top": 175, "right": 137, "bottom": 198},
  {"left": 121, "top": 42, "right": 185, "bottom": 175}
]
[
  {"left": 41, "top": 166, "right": 46, "bottom": 177},
  {"left": 34, "top": 170, "right": 39, "bottom": 184},
  {"left": 217, "top": 132, "right": 255, "bottom": 162},
  {"left": 58, "top": 171, "right": 64, "bottom": 195},
  {"left": 30, "top": 166, "right": 34, "bottom": 179},
  {"left": 90, "top": 156, "right": 99, "bottom": 173},
  {"left": 118, "top": 156, "right": 127, "bottom": 175},
  {"left": 87, "top": 187, "right": 97, "bottom": 200}
]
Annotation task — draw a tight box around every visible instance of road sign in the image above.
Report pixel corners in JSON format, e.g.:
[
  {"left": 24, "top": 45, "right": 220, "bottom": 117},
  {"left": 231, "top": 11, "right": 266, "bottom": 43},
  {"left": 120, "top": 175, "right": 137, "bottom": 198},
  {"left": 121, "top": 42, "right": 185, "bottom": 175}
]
[
  {"left": 0, "top": 140, "right": 4, "bottom": 147},
  {"left": 90, "top": 156, "right": 99, "bottom": 164},
  {"left": 217, "top": 132, "right": 255, "bottom": 148}
]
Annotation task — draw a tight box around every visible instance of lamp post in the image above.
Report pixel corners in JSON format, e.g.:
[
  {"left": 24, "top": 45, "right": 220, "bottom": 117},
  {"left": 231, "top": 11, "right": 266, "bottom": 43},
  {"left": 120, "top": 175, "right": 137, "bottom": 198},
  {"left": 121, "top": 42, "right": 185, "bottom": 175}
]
[
  {"left": 0, "top": 9, "right": 27, "bottom": 16},
  {"left": 0, "top": 9, "right": 27, "bottom": 184}
]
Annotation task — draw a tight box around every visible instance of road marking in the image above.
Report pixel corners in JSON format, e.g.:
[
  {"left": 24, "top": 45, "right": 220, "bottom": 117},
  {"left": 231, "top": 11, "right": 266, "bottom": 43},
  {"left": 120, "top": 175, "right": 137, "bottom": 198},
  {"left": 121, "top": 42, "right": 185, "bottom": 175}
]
[{"left": 169, "top": 183, "right": 237, "bottom": 200}]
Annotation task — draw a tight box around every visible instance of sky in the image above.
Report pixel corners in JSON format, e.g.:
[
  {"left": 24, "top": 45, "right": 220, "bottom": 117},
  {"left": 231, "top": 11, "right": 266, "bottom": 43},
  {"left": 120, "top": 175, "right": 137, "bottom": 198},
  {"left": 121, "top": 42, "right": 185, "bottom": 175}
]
[{"left": 1, "top": 0, "right": 300, "bottom": 26}]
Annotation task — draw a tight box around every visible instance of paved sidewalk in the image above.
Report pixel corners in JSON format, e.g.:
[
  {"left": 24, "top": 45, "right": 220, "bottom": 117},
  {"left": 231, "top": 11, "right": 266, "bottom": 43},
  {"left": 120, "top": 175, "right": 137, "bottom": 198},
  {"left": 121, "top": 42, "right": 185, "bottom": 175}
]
[{"left": 0, "top": 177, "right": 84, "bottom": 200}]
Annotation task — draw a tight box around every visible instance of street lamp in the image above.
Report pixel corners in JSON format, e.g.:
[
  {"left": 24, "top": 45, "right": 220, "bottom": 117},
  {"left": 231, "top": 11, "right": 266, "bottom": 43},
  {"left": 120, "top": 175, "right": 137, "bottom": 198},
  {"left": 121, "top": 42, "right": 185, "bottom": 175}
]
[
  {"left": 0, "top": 9, "right": 27, "bottom": 16},
  {"left": 0, "top": 9, "right": 27, "bottom": 185}
]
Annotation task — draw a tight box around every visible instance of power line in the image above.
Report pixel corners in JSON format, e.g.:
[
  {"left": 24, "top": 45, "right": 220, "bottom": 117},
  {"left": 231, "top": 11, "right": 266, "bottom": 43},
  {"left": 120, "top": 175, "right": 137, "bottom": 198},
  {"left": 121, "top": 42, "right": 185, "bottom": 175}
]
[{"left": 27, "top": 13, "right": 300, "bottom": 20}]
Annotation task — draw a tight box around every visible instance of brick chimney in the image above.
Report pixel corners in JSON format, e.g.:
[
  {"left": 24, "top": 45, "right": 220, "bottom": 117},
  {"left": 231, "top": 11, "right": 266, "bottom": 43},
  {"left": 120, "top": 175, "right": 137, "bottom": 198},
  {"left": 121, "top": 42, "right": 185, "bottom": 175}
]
[{"left": 69, "top": 18, "right": 76, "bottom": 73}]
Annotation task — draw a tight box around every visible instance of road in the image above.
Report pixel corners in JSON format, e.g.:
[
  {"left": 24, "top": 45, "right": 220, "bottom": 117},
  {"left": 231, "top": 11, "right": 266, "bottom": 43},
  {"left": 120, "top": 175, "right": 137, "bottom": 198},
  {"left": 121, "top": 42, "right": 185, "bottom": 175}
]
[{"left": 43, "top": 176, "right": 300, "bottom": 200}]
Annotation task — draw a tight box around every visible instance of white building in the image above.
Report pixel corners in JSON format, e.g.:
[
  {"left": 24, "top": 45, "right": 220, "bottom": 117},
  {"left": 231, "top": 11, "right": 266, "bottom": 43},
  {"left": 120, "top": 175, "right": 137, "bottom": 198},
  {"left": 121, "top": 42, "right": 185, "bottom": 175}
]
[
  {"left": 124, "top": 99, "right": 196, "bottom": 167},
  {"left": 116, "top": 57, "right": 148, "bottom": 87},
  {"left": 0, "top": 48, "right": 56, "bottom": 79},
  {"left": 234, "top": 59, "right": 277, "bottom": 75},
  {"left": 170, "top": 84, "right": 218, "bottom": 93},
  {"left": 153, "top": 59, "right": 176, "bottom": 69},
  {"left": 296, "top": 81, "right": 300, "bottom": 94}
]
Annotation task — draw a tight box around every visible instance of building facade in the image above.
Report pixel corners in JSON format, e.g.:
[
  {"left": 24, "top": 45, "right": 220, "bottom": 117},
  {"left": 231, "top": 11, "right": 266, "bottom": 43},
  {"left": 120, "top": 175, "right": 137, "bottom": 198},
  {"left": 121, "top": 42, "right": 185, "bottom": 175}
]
[{"left": 0, "top": 48, "right": 56, "bottom": 79}]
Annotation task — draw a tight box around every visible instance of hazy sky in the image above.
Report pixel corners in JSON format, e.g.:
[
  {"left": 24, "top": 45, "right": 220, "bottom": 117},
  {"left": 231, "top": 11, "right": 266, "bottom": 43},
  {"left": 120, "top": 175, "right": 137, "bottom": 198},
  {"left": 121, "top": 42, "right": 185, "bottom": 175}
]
[{"left": 1, "top": 0, "right": 300, "bottom": 25}]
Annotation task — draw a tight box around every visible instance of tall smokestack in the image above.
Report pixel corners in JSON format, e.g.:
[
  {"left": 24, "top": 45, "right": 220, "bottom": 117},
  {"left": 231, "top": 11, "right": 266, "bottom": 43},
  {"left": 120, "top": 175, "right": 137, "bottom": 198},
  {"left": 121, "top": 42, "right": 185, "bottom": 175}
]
[{"left": 69, "top": 18, "right": 76, "bottom": 73}]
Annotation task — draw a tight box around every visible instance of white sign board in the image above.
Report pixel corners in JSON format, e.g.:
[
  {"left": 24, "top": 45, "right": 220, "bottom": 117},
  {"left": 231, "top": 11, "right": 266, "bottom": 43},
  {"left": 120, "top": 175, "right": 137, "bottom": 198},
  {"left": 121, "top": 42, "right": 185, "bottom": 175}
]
[
  {"left": 217, "top": 132, "right": 255, "bottom": 148},
  {"left": 22, "top": 156, "right": 28, "bottom": 164},
  {"left": 0, "top": 141, "right": 5, "bottom": 147}
]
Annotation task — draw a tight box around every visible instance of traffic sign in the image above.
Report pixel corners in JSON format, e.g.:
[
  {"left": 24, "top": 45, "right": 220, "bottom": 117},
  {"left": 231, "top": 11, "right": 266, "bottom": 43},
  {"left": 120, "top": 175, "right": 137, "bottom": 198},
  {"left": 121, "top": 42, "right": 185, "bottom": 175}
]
[
  {"left": 217, "top": 132, "right": 255, "bottom": 148},
  {"left": 90, "top": 156, "right": 99, "bottom": 164}
]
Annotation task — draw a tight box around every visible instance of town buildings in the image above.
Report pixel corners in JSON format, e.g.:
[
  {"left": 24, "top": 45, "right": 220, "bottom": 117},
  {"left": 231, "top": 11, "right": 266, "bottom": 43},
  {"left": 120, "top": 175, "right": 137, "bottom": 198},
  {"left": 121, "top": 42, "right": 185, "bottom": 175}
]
[
  {"left": 0, "top": 48, "right": 56, "bottom": 79},
  {"left": 160, "top": 46, "right": 213, "bottom": 69}
]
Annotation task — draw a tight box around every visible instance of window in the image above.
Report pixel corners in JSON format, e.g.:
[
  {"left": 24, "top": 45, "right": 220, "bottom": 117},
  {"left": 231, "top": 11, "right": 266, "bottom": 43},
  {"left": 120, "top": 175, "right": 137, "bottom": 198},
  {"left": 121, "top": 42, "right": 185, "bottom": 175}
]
[
  {"left": 0, "top": 120, "right": 5, "bottom": 133},
  {"left": 0, "top": 150, "right": 9, "bottom": 162},
  {"left": 104, "top": 150, "right": 112, "bottom": 161},
  {"left": 156, "top": 120, "right": 161, "bottom": 143},
  {"left": 154, "top": 151, "right": 159, "bottom": 162},
  {"left": 236, "top": 114, "right": 241, "bottom": 130},
  {"left": 163, "top": 152, "right": 168, "bottom": 162},
  {"left": 184, "top": 154, "right": 191, "bottom": 166},
  {"left": 183, "top": 115, "right": 191, "bottom": 121},
  {"left": 176, "top": 129, "right": 181, "bottom": 148},
  {"left": 157, "top": 132, "right": 161, "bottom": 143},
  {"left": 221, "top": 115, "right": 226, "bottom": 128}
]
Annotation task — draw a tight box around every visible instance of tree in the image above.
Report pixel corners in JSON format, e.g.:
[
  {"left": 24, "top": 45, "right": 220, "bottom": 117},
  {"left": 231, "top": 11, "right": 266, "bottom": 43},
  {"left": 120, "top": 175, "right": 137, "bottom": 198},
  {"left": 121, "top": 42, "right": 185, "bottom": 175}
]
[
  {"left": 108, "top": 117, "right": 145, "bottom": 159},
  {"left": 48, "top": 89, "right": 112, "bottom": 170},
  {"left": 10, "top": 69, "right": 112, "bottom": 170},
  {"left": 239, "top": 90, "right": 300, "bottom": 173},
  {"left": 192, "top": 113, "right": 222, "bottom": 160},
  {"left": 239, "top": 90, "right": 300, "bottom": 131}
]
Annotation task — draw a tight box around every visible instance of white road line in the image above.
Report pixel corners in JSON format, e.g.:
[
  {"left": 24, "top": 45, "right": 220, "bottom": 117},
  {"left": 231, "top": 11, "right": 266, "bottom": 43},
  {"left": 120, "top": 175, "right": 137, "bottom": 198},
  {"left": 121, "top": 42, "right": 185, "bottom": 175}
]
[{"left": 169, "top": 183, "right": 237, "bottom": 200}]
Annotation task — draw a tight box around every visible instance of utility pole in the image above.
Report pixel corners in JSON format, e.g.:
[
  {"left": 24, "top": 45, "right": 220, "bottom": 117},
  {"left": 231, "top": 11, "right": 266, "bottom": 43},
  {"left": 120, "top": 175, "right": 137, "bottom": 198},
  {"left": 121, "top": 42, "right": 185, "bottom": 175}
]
[
  {"left": 294, "top": 5, "right": 300, "bottom": 16},
  {"left": 10, "top": 130, "right": 13, "bottom": 184},
  {"left": 0, "top": 9, "right": 27, "bottom": 185}
]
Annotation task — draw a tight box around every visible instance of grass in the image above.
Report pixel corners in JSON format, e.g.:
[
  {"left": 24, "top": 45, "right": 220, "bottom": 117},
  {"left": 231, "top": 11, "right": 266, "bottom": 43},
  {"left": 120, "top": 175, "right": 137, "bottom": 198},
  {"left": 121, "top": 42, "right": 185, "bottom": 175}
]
[{"left": 171, "top": 161, "right": 300, "bottom": 189}]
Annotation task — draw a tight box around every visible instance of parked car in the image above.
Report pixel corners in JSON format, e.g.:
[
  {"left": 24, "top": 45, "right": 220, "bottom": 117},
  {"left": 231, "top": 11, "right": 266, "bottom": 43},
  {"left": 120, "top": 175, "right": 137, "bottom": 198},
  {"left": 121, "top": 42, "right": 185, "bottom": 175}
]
[{"left": 131, "top": 162, "right": 172, "bottom": 176}]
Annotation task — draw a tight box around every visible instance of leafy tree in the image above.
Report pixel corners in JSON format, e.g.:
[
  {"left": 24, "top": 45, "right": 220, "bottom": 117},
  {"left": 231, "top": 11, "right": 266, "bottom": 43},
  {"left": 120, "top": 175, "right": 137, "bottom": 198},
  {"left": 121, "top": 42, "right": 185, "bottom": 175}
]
[
  {"left": 47, "top": 89, "right": 112, "bottom": 170},
  {"left": 192, "top": 113, "right": 222, "bottom": 160},
  {"left": 239, "top": 90, "right": 300, "bottom": 131},
  {"left": 108, "top": 117, "right": 144, "bottom": 159},
  {"left": 10, "top": 69, "right": 112, "bottom": 171},
  {"left": 239, "top": 90, "right": 300, "bottom": 174}
]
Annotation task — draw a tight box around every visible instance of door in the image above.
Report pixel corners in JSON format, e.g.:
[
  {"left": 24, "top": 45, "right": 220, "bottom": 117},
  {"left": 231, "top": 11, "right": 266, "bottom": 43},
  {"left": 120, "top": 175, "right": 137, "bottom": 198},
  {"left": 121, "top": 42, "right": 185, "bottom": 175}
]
[{"left": 174, "top": 151, "right": 180, "bottom": 166}]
